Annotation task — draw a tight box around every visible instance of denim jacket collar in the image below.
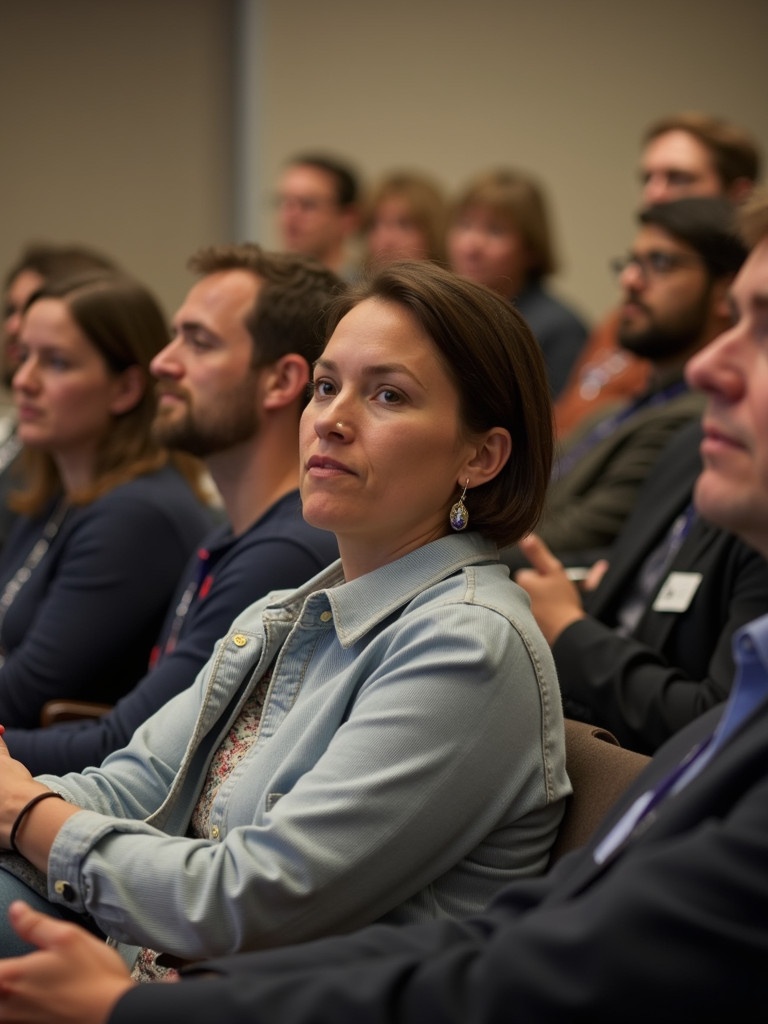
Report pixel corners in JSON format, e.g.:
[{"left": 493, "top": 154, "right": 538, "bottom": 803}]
[{"left": 268, "top": 532, "right": 500, "bottom": 648}]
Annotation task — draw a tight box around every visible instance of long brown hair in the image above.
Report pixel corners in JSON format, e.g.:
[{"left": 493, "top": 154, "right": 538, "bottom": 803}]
[{"left": 11, "top": 272, "right": 203, "bottom": 515}]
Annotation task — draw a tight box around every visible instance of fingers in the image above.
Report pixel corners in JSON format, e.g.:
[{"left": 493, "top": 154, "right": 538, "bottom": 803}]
[
  {"left": 584, "top": 559, "right": 609, "bottom": 592},
  {"left": 7, "top": 902, "right": 71, "bottom": 952},
  {"left": 517, "top": 534, "right": 563, "bottom": 575}
]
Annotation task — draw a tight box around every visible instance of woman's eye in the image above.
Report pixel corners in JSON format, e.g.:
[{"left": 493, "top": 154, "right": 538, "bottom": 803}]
[
  {"left": 46, "top": 355, "right": 70, "bottom": 371},
  {"left": 377, "top": 388, "right": 401, "bottom": 405},
  {"left": 311, "top": 379, "right": 336, "bottom": 399}
]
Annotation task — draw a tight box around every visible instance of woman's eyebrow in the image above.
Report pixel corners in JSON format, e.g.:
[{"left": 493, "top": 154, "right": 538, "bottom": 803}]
[{"left": 313, "top": 356, "right": 425, "bottom": 386}]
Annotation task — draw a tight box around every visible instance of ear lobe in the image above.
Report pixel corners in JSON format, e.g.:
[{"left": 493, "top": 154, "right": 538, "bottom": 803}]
[
  {"left": 463, "top": 428, "right": 512, "bottom": 486},
  {"left": 726, "top": 178, "right": 754, "bottom": 204},
  {"left": 109, "top": 365, "right": 146, "bottom": 416},
  {"left": 261, "top": 354, "right": 311, "bottom": 411},
  {"left": 710, "top": 276, "right": 735, "bottom": 323}
]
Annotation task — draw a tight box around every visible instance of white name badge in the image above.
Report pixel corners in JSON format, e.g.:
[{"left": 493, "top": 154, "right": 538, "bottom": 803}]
[{"left": 652, "top": 572, "right": 703, "bottom": 613}]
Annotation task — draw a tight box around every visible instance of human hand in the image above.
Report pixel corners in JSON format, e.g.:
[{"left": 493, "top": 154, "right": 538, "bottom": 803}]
[
  {"left": 514, "top": 534, "right": 587, "bottom": 645},
  {"left": 583, "top": 558, "right": 609, "bottom": 592},
  {"left": 0, "top": 901, "right": 135, "bottom": 1024},
  {"left": 0, "top": 730, "right": 49, "bottom": 850}
]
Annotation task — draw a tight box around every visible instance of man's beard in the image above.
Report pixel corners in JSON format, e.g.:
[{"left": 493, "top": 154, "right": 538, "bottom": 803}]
[
  {"left": 618, "top": 291, "right": 711, "bottom": 361},
  {"left": 152, "top": 385, "right": 260, "bottom": 458}
]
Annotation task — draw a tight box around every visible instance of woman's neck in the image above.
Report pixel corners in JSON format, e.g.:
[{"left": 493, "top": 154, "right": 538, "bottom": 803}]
[{"left": 53, "top": 447, "right": 98, "bottom": 496}]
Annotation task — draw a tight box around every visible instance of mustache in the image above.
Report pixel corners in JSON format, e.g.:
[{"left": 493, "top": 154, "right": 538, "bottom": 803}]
[{"left": 154, "top": 382, "right": 189, "bottom": 401}]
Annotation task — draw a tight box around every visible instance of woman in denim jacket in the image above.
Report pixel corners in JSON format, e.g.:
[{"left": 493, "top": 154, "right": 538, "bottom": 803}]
[{"left": 0, "top": 261, "right": 569, "bottom": 977}]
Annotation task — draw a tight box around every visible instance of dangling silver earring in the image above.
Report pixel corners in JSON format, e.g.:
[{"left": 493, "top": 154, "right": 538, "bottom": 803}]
[{"left": 449, "top": 480, "right": 470, "bottom": 531}]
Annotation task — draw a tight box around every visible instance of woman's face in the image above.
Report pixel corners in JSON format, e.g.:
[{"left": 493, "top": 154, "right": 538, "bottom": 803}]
[
  {"left": 300, "top": 297, "right": 477, "bottom": 579},
  {"left": 14, "top": 298, "right": 130, "bottom": 469},
  {"left": 365, "top": 196, "right": 430, "bottom": 266},
  {"left": 448, "top": 205, "right": 529, "bottom": 298}
]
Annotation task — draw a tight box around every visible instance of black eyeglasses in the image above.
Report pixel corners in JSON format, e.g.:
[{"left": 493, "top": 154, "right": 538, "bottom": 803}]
[{"left": 610, "top": 250, "right": 703, "bottom": 279}]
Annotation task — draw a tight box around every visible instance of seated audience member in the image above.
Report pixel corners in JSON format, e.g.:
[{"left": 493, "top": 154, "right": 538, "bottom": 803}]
[
  {"left": 527, "top": 196, "right": 746, "bottom": 559},
  {"left": 1, "top": 245, "right": 342, "bottom": 776},
  {"left": 362, "top": 170, "right": 448, "bottom": 268},
  {"left": 448, "top": 167, "right": 588, "bottom": 397},
  {"left": 0, "top": 272, "right": 213, "bottom": 728},
  {"left": 274, "top": 152, "right": 363, "bottom": 280},
  {"left": 4, "top": 190, "right": 768, "bottom": 1024},
  {"left": 0, "top": 244, "right": 119, "bottom": 552},
  {"left": 0, "top": 262, "right": 568, "bottom": 976},
  {"left": 514, "top": 419, "right": 768, "bottom": 754},
  {"left": 555, "top": 111, "right": 761, "bottom": 439}
]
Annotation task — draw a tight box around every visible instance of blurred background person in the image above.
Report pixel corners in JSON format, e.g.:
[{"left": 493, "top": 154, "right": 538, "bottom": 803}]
[
  {"left": 512, "top": 197, "right": 746, "bottom": 560},
  {"left": 448, "top": 167, "right": 589, "bottom": 398},
  {"left": 0, "top": 243, "right": 118, "bottom": 552},
  {"left": 0, "top": 271, "right": 213, "bottom": 728},
  {"left": 362, "top": 170, "right": 448, "bottom": 269},
  {"left": 274, "top": 152, "right": 363, "bottom": 281},
  {"left": 555, "top": 111, "right": 762, "bottom": 438}
]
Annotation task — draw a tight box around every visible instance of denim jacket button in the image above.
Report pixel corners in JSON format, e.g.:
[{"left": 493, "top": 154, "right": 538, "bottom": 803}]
[{"left": 54, "top": 880, "right": 76, "bottom": 902}]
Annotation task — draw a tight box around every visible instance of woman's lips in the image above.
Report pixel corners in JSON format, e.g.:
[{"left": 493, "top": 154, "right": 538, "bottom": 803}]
[{"left": 306, "top": 455, "right": 355, "bottom": 477}]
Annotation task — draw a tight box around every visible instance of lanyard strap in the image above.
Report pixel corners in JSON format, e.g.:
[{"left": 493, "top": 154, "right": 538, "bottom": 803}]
[{"left": 0, "top": 498, "right": 70, "bottom": 649}]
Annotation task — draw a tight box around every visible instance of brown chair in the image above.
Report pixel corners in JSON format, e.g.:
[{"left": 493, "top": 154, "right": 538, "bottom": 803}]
[
  {"left": 549, "top": 718, "right": 651, "bottom": 865},
  {"left": 40, "top": 700, "right": 113, "bottom": 728}
]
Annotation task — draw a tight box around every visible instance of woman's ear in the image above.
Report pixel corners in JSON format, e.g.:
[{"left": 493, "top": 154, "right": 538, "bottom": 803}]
[
  {"left": 261, "top": 354, "right": 310, "bottom": 411},
  {"left": 462, "top": 427, "right": 512, "bottom": 486},
  {"left": 109, "top": 365, "right": 146, "bottom": 416}
]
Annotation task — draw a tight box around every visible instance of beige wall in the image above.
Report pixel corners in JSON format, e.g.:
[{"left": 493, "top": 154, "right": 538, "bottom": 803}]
[
  {"left": 250, "top": 0, "right": 768, "bottom": 320},
  {"left": 0, "top": 0, "right": 235, "bottom": 317},
  {"left": 2, "top": 0, "right": 767, "bottom": 325}
]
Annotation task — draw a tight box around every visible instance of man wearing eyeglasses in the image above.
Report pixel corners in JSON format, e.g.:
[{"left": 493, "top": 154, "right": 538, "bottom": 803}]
[
  {"left": 555, "top": 112, "right": 761, "bottom": 439},
  {"left": 275, "top": 153, "right": 362, "bottom": 281},
  {"left": 517, "top": 196, "right": 746, "bottom": 561}
]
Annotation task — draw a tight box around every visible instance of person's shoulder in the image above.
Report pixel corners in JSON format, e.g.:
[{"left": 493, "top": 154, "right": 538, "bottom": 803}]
[
  {"left": 247, "top": 491, "right": 338, "bottom": 560},
  {"left": 87, "top": 465, "right": 214, "bottom": 536},
  {"left": 412, "top": 555, "right": 532, "bottom": 621},
  {"left": 517, "top": 283, "right": 589, "bottom": 335}
]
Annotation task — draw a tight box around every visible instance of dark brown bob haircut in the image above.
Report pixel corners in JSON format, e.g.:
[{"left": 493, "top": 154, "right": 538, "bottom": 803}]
[
  {"left": 12, "top": 272, "right": 174, "bottom": 515},
  {"left": 322, "top": 261, "right": 553, "bottom": 547}
]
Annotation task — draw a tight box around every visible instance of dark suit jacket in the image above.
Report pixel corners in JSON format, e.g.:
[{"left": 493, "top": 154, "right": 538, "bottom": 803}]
[
  {"left": 111, "top": 697, "right": 768, "bottom": 1023},
  {"left": 540, "top": 382, "right": 705, "bottom": 553},
  {"left": 555, "top": 420, "right": 768, "bottom": 753}
]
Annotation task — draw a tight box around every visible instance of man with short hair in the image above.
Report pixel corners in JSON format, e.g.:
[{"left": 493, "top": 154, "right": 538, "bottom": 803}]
[
  {"left": 555, "top": 111, "right": 762, "bottom": 438},
  {"left": 1, "top": 244, "right": 341, "bottom": 775},
  {"left": 640, "top": 111, "right": 761, "bottom": 206},
  {"left": 4, "top": 192, "right": 768, "bottom": 1024},
  {"left": 275, "top": 153, "right": 362, "bottom": 279},
  {"left": 528, "top": 196, "right": 746, "bottom": 557}
]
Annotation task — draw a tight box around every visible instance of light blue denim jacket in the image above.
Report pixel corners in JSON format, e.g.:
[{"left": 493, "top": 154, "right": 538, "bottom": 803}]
[{"left": 39, "top": 532, "right": 569, "bottom": 961}]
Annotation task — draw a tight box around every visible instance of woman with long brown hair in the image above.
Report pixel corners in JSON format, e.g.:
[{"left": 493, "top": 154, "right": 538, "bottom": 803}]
[{"left": 0, "top": 271, "right": 213, "bottom": 727}]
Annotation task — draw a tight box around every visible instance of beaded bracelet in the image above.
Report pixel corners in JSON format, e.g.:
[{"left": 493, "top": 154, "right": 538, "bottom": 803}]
[{"left": 9, "top": 791, "right": 65, "bottom": 854}]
